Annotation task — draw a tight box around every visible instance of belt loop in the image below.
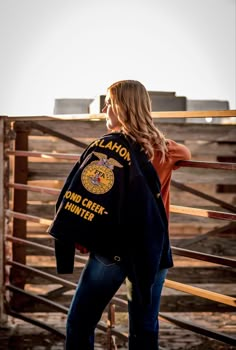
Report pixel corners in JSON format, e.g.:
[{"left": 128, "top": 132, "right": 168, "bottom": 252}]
[{"left": 114, "top": 255, "right": 121, "bottom": 262}]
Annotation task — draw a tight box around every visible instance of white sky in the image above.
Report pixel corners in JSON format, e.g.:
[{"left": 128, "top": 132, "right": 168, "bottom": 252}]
[{"left": 0, "top": 0, "right": 235, "bottom": 115}]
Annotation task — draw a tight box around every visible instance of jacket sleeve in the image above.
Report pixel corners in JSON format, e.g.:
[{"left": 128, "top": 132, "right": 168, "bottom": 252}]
[
  {"left": 55, "top": 161, "right": 80, "bottom": 212},
  {"left": 55, "top": 145, "right": 96, "bottom": 211},
  {"left": 54, "top": 239, "right": 75, "bottom": 274}
]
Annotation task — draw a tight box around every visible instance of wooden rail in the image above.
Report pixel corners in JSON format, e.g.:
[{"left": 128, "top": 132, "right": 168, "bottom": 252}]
[{"left": 6, "top": 109, "right": 236, "bottom": 120}]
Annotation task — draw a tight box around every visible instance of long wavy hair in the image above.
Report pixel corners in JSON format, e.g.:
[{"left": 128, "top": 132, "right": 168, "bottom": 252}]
[{"left": 108, "top": 80, "right": 168, "bottom": 162}]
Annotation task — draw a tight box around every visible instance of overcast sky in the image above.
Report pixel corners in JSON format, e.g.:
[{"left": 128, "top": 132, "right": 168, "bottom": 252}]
[{"left": 0, "top": 0, "right": 235, "bottom": 115}]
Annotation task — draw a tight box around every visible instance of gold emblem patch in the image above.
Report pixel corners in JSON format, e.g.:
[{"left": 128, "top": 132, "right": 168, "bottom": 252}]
[{"left": 81, "top": 152, "right": 123, "bottom": 194}]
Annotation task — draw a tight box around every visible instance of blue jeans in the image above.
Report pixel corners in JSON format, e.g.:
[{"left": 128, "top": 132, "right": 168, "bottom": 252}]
[{"left": 65, "top": 253, "right": 168, "bottom": 350}]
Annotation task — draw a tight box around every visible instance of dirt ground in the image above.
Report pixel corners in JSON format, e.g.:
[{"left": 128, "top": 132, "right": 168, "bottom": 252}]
[{"left": 0, "top": 312, "right": 235, "bottom": 350}]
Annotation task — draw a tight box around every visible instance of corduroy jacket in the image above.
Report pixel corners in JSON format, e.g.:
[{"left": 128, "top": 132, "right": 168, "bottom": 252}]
[{"left": 47, "top": 132, "right": 173, "bottom": 304}]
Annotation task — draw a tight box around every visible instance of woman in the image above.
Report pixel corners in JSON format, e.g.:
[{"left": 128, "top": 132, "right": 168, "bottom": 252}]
[{"left": 48, "top": 80, "right": 191, "bottom": 350}]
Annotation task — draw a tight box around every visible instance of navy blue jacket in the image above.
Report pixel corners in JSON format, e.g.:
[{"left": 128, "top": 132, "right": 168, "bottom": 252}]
[{"left": 47, "top": 132, "right": 173, "bottom": 304}]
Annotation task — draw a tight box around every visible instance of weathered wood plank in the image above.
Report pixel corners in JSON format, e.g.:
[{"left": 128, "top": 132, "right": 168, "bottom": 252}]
[
  {"left": 27, "top": 162, "right": 236, "bottom": 184},
  {"left": 171, "top": 168, "right": 236, "bottom": 184},
  {"left": 28, "top": 137, "right": 236, "bottom": 157},
  {"left": 28, "top": 136, "right": 90, "bottom": 153},
  {"left": 9, "top": 110, "right": 236, "bottom": 122},
  {"left": 31, "top": 120, "right": 107, "bottom": 139},
  {"left": 166, "top": 120, "right": 236, "bottom": 141},
  {"left": 186, "top": 141, "right": 236, "bottom": 157},
  {"left": 170, "top": 191, "right": 236, "bottom": 207},
  {"left": 29, "top": 121, "right": 236, "bottom": 142}
]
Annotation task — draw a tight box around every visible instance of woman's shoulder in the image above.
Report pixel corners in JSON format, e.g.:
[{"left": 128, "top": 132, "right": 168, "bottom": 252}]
[
  {"left": 92, "top": 131, "right": 125, "bottom": 143},
  {"left": 83, "top": 132, "right": 131, "bottom": 165},
  {"left": 83, "top": 132, "right": 124, "bottom": 150}
]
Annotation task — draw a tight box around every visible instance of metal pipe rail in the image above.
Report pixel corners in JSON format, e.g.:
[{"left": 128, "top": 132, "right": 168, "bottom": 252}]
[
  {"left": 5, "top": 204, "right": 236, "bottom": 224},
  {"left": 5, "top": 284, "right": 236, "bottom": 346},
  {"left": 9, "top": 182, "right": 236, "bottom": 221},
  {"left": 6, "top": 284, "right": 108, "bottom": 335},
  {"left": 2, "top": 112, "right": 236, "bottom": 349},
  {"left": 5, "top": 237, "right": 236, "bottom": 308},
  {"left": 6, "top": 149, "right": 236, "bottom": 170},
  {"left": 5, "top": 260, "right": 236, "bottom": 346}
]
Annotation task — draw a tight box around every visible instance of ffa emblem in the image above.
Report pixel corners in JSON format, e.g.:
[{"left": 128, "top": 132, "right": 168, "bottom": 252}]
[{"left": 81, "top": 152, "right": 123, "bottom": 194}]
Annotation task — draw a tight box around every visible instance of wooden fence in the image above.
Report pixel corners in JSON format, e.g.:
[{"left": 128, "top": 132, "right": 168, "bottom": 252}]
[{"left": 0, "top": 110, "right": 236, "bottom": 349}]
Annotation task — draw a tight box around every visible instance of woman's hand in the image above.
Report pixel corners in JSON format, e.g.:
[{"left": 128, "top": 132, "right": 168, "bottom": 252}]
[{"left": 75, "top": 243, "right": 89, "bottom": 254}]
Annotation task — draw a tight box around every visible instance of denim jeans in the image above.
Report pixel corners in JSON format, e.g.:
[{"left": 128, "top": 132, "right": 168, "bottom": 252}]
[
  {"left": 65, "top": 253, "right": 168, "bottom": 350},
  {"left": 127, "top": 268, "right": 168, "bottom": 350}
]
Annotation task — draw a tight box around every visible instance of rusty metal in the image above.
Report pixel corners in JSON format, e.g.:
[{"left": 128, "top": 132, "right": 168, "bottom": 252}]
[
  {"left": 0, "top": 116, "right": 8, "bottom": 325},
  {"left": 7, "top": 260, "right": 77, "bottom": 289},
  {"left": 171, "top": 246, "right": 236, "bottom": 267},
  {"left": 11, "top": 122, "right": 29, "bottom": 295},
  {"left": 6, "top": 284, "right": 108, "bottom": 335},
  {"left": 6, "top": 204, "right": 236, "bottom": 225},
  {"left": 7, "top": 149, "right": 236, "bottom": 170},
  {"left": 8, "top": 183, "right": 60, "bottom": 195},
  {"left": 177, "top": 159, "right": 236, "bottom": 170},
  {"left": 6, "top": 309, "right": 66, "bottom": 338},
  {"left": 5, "top": 209, "right": 52, "bottom": 225},
  {"left": 159, "top": 312, "right": 236, "bottom": 346},
  {"left": 107, "top": 304, "right": 117, "bottom": 350},
  {"left": 5, "top": 235, "right": 88, "bottom": 264},
  {"left": 2, "top": 114, "right": 236, "bottom": 348}
]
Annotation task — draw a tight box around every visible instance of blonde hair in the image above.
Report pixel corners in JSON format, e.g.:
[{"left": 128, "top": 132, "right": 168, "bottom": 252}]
[{"left": 108, "top": 80, "right": 168, "bottom": 161}]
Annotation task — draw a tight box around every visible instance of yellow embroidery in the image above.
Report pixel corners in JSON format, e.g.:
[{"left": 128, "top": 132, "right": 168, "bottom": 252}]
[
  {"left": 64, "top": 201, "right": 95, "bottom": 221},
  {"left": 89, "top": 139, "right": 131, "bottom": 162},
  {"left": 81, "top": 152, "right": 123, "bottom": 194}
]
